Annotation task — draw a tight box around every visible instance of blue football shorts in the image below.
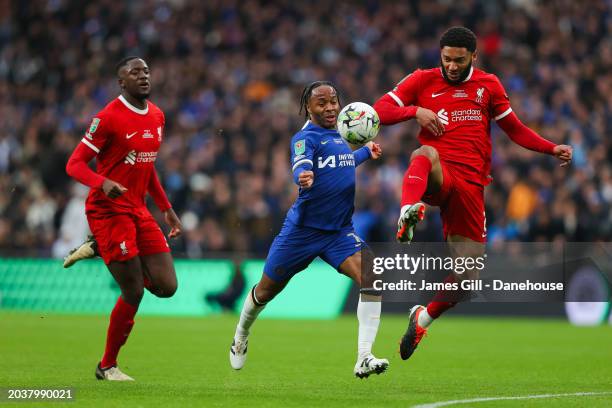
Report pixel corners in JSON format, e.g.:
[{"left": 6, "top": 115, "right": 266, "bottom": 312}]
[{"left": 263, "top": 220, "right": 365, "bottom": 282}]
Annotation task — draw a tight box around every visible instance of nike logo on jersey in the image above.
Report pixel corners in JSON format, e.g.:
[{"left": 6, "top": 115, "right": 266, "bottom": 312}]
[
  {"left": 321, "top": 140, "right": 330, "bottom": 144},
  {"left": 431, "top": 91, "right": 446, "bottom": 98},
  {"left": 408, "top": 175, "right": 424, "bottom": 181},
  {"left": 126, "top": 132, "right": 137, "bottom": 139}
]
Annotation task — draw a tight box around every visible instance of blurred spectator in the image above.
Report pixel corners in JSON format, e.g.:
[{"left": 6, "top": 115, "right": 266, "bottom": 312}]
[{"left": 1, "top": 0, "right": 610, "bottom": 258}]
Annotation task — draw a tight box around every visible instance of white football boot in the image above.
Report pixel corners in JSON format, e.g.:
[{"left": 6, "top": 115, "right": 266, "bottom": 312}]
[
  {"left": 63, "top": 235, "right": 98, "bottom": 268},
  {"left": 95, "top": 363, "right": 135, "bottom": 381},
  {"left": 396, "top": 202, "right": 426, "bottom": 243},
  {"left": 229, "top": 337, "right": 248, "bottom": 370},
  {"left": 353, "top": 355, "right": 389, "bottom": 379}
]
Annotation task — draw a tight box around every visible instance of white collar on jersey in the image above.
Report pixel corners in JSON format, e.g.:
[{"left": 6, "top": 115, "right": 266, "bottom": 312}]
[
  {"left": 118, "top": 94, "right": 149, "bottom": 115},
  {"left": 301, "top": 120, "right": 310, "bottom": 129},
  {"left": 438, "top": 66, "right": 474, "bottom": 83},
  {"left": 463, "top": 66, "right": 474, "bottom": 82}
]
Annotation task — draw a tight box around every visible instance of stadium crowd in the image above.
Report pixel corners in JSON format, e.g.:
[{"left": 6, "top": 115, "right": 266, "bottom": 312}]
[{"left": 1, "top": 0, "right": 610, "bottom": 258}]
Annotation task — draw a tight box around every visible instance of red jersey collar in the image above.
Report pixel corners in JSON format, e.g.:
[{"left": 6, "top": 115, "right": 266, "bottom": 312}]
[{"left": 118, "top": 95, "right": 149, "bottom": 115}]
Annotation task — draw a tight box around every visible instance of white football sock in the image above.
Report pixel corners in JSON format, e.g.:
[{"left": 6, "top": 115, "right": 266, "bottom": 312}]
[
  {"left": 417, "top": 307, "right": 433, "bottom": 328},
  {"left": 357, "top": 294, "right": 381, "bottom": 359},
  {"left": 234, "top": 287, "right": 265, "bottom": 340}
]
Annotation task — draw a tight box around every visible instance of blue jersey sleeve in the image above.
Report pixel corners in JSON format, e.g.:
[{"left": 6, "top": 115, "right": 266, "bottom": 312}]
[
  {"left": 353, "top": 145, "right": 372, "bottom": 167},
  {"left": 291, "top": 133, "right": 315, "bottom": 184}
]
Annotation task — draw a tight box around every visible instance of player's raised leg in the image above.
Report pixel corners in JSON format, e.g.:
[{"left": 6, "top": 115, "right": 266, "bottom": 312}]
[
  {"left": 63, "top": 235, "right": 99, "bottom": 268},
  {"left": 96, "top": 257, "right": 145, "bottom": 381},
  {"left": 397, "top": 145, "right": 443, "bottom": 242},
  {"left": 337, "top": 249, "right": 388, "bottom": 379}
]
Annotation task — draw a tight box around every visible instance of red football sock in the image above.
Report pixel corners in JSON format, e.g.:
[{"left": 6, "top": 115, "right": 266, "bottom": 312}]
[
  {"left": 426, "top": 274, "right": 462, "bottom": 319},
  {"left": 101, "top": 296, "right": 138, "bottom": 369},
  {"left": 401, "top": 155, "right": 432, "bottom": 207}
]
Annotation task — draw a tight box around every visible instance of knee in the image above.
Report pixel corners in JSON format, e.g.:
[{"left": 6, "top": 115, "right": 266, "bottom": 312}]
[
  {"left": 411, "top": 145, "right": 439, "bottom": 163},
  {"left": 254, "top": 287, "right": 274, "bottom": 304},
  {"left": 152, "top": 280, "right": 178, "bottom": 298},
  {"left": 254, "top": 285, "right": 278, "bottom": 304}
]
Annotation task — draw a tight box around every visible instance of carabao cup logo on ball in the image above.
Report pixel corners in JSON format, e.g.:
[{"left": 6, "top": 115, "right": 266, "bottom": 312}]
[{"left": 336, "top": 102, "right": 380, "bottom": 145}]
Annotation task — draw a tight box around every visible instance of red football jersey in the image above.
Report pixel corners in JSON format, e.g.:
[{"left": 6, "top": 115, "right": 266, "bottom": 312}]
[
  {"left": 387, "top": 67, "right": 512, "bottom": 185},
  {"left": 80, "top": 95, "right": 165, "bottom": 216}
]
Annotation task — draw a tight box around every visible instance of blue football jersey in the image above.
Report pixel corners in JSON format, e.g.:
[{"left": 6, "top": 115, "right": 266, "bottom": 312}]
[{"left": 286, "top": 121, "right": 371, "bottom": 230}]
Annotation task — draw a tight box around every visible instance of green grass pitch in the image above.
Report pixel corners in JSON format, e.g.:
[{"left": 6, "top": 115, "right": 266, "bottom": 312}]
[{"left": 1, "top": 311, "right": 611, "bottom": 407}]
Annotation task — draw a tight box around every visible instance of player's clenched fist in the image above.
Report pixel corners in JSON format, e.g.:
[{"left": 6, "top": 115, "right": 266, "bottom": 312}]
[
  {"left": 416, "top": 107, "right": 445, "bottom": 137},
  {"left": 102, "top": 179, "right": 128, "bottom": 199},
  {"left": 298, "top": 170, "right": 314, "bottom": 188},
  {"left": 366, "top": 142, "right": 382, "bottom": 159},
  {"left": 553, "top": 144, "right": 573, "bottom": 167}
]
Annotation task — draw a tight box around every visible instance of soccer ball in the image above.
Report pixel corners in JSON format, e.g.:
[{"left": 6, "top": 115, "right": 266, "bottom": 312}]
[{"left": 336, "top": 102, "right": 380, "bottom": 145}]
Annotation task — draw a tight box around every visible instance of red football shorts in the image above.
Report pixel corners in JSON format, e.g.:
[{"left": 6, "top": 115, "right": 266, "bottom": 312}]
[
  {"left": 422, "top": 163, "right": 487, "bottom": 243},
  {"left": 87, "top": 208, "right": 170, "bottom": 264}
]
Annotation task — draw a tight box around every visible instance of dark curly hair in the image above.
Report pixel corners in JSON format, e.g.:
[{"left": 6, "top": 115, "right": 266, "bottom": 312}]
[
  {"left": 299, "top": 81, "right": 341, "bottom": 119},
  {"left": 439, "top": 26, "right": 477, "bottom": 53}
]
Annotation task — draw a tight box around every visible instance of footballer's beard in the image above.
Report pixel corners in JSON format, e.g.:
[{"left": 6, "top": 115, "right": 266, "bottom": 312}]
[{"left": 441, "top": 60, "right": 472, "bottom": 84}]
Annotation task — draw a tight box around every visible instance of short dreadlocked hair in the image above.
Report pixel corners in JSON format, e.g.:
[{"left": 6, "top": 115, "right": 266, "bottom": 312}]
[
  {"left": 115, "top": 56, "right": 141, "bottom": 76},
  {"left": 440, "top": 26, "right": 477, "bottom": 53},
  {"left": 299, "top": 81, "right": 341, "bottom": 119}
]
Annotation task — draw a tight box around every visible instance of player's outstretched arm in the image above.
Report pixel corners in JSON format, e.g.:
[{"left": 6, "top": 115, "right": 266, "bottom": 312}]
[
  {"left": 366, "top": 142, "right": 382, "bottom": 159},
  {"left": 354, "top": 142, "right": 382, "bottom": 167},
  {"left": 497, "top": 111, "right": 572, "bottom": 166}
]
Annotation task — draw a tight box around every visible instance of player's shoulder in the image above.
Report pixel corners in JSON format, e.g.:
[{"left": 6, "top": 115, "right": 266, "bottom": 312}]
[
  {"left": 418, "top": 67, "right": 443, "bottom": 79},
  {"left": 398, "top": 68, "right": 439, "bottom": 83},
  {"left": 292, "top": 122, "right": 320, "bottom": 143},
  {"left": 146, "top": 100, "right": 164, "bottom": 115},
  {"left": 95, "top": 97, "right": 122, "bottom": 118},
  {"left": 472, "top": 68, "right": 503, "bottom": 86}
]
